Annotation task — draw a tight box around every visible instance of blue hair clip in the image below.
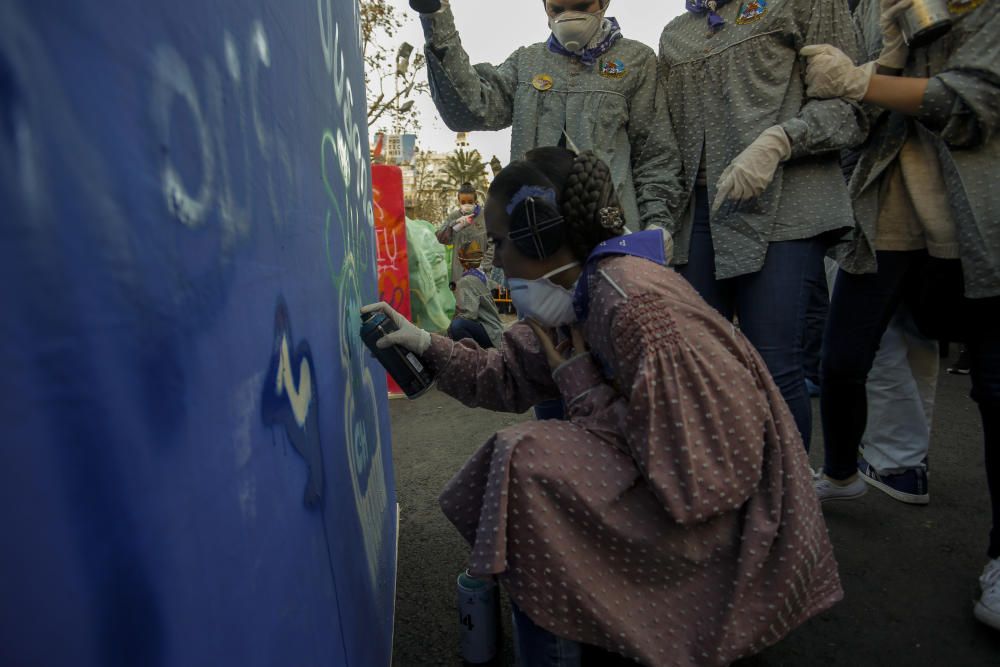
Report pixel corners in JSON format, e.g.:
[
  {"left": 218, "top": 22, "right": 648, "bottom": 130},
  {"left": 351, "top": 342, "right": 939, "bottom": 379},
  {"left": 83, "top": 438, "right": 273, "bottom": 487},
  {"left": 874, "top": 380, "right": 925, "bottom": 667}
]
[{"left": 506, "top": 185, "right": 557, "bottom": 215}]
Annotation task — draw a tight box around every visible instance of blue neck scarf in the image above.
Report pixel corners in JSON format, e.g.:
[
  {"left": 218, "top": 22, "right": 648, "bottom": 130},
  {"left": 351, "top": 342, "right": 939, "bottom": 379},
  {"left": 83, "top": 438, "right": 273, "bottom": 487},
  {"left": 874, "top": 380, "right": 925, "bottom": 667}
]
[
  {"left": 462, "top": 268, "right": 487, "bottom": 285},
  {"left": 685, "top": 0, "right": 730, "bottom": 31},
  {"left": 572, "top": 230, "right": 667, "bottom": 320},
  {"left": 547, "top": 17, "right": 623, "bottom": 66}
]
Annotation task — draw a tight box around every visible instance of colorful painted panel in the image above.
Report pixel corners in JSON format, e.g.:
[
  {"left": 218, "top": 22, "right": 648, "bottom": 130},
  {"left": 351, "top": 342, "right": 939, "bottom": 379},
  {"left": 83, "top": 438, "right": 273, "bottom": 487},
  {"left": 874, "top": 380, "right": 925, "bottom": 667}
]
[{"left": 0, "top": 1, "right": 397, "bottom": 665}]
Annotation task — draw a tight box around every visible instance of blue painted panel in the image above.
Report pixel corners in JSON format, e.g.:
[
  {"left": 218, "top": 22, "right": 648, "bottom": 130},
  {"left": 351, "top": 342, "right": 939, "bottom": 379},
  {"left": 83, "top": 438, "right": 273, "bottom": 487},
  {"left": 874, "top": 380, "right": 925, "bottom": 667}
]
[{"left": 0, "top": 1, "right": 396, "bottom": 666}]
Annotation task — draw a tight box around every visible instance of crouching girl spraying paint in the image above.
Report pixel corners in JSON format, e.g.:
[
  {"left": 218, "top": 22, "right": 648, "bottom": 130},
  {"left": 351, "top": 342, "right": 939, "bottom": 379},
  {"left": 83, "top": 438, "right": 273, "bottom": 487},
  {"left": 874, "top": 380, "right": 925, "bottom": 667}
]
[{"left": 363, "top": 148, "right": 841, "bottom": 666}]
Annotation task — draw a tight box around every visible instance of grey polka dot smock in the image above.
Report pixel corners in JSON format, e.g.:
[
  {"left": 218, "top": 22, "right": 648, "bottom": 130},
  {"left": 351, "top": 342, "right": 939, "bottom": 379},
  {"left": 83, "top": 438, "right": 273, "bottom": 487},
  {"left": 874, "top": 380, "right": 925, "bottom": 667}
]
[
  {"left": 420, "top": 4, "right": 687, "bottom": 231},
  {"left": 423, "top": 256, "right": 842, "bottom": 666},
  {"left": 841, "top": 0, "right": 1000, "bottom": 299},
  {"left": 437, "top": 206, "right": 492, "bottom": 282},
  {"left": 659, "top": 0, "right": 867, "bottom": 280}
]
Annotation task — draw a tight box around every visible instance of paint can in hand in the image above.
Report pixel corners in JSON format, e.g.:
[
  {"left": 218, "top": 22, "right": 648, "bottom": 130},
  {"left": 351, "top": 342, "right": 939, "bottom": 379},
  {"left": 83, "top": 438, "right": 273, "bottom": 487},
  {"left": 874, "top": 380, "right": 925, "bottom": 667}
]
[
  {"left": 456, "top": 570, "right": 501, "bottom": 666},
  {"left": 899, "top": 0, "right": 952, "bottom": 47},
  {"left": 360, "top": 311, "right": 434, "bottom": 399}
]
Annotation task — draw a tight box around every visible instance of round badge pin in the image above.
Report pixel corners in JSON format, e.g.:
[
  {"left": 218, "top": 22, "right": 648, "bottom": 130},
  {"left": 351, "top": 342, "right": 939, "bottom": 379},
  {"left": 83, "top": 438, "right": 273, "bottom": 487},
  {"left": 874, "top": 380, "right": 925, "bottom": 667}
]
[{"left": 532, "top": 74, "right": 554, "bottom": 91}]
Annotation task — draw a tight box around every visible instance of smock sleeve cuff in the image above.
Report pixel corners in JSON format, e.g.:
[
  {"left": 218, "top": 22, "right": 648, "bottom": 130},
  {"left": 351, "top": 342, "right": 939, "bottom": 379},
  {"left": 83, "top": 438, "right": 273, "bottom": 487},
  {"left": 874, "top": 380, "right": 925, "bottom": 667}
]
[
  {"left": 916, "top": 76, "right": 955, "bottom": 132},
  {"left": 777, "top": 120, "right": 808, "bottom": 160},
  {"left": 420, "top": 0, "right": 457, "bottom": 46},
  {"left": 423, "top": 334, "right": 456, "bottom": 375},
  {"left": 551, "top": 353, "right": 605, "bottom": 406}
]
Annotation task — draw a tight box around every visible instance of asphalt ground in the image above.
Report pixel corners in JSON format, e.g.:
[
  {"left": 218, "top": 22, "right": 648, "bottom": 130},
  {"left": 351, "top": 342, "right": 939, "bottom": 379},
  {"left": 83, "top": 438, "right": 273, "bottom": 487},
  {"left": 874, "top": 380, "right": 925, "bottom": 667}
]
[{"left": 389, "top": 352, "right": 1000, "bottom": 666}]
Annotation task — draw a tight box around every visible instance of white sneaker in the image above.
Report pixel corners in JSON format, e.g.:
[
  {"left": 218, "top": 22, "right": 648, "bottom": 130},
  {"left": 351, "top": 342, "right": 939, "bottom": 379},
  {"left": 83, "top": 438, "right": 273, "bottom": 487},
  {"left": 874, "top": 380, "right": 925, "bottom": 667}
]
[
  {"left": 974, "top": 558, "right": 1000, "bottom": 631},
  {"left": 813, "top": 468, "right": 867, "bottom": 504}
]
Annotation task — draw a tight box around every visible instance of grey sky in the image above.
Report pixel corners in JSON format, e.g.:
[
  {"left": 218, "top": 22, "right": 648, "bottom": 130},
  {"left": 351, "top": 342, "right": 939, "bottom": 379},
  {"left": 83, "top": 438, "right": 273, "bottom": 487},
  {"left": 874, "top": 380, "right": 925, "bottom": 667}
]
[{"left": 383, "top": 0, "right": 686, "bottom": 163}]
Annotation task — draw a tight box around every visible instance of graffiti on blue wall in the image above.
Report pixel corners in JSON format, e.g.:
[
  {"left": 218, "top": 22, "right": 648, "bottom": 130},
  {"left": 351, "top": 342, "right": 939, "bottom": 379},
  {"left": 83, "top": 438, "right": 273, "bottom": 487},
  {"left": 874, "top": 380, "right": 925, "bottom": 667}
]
[{"left": 0, "top": 1, "right": 396, "bottom": 665}]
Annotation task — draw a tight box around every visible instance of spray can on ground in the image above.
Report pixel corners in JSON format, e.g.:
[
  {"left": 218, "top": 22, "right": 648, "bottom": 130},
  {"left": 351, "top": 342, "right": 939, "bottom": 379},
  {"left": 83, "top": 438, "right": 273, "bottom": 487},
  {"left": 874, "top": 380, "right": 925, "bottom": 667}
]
[
  {"left": 899, "top": 0, "right": 952, "bottom": 47},
  {"left": 456, "top": 570, "right": 501, "bottom": 666},
  {"left": 360, "top": 311, "right": 434, "bottom": 399}
]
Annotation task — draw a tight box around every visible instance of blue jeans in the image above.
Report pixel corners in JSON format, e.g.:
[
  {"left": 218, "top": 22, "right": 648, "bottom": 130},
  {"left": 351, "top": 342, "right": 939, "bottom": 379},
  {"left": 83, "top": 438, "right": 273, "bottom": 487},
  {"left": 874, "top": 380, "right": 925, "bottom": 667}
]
[
  {"left": 511, "top": 603, "right": 581, "bottom": 667},
  {"left": 821, "top": 250, "right": 1000, "bottom": 557},
  {"left": 803, "top": 258, "right": 830, "bottom": 386},
  {"left": 448, "top": 318, "right": 493, "bottom": 349},
  {"left": 678, "top": 187, "right": 825, "bottom": 448}
]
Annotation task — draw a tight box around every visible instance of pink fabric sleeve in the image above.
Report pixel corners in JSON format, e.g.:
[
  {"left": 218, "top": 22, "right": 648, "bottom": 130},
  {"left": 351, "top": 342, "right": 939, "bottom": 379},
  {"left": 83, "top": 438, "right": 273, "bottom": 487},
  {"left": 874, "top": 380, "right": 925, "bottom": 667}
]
[
  {"left": 551, "top": 353, "right": 620, "bottom": 417},
  {"left": 422, "top": 322, "right": 561, "bottom": 414},
  {"left": 602, "top": 294, "right": 769, "bottom": 526},
  {"left": 550, "top": 352, "right": 631, "bottom": 451}
]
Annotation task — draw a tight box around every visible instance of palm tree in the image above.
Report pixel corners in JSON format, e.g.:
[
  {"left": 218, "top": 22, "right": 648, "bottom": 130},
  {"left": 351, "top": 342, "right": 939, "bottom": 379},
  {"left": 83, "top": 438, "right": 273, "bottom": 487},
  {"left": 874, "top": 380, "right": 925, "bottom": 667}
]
[{"left": 434, "top": 149, "right": 489, "bottom": 193}]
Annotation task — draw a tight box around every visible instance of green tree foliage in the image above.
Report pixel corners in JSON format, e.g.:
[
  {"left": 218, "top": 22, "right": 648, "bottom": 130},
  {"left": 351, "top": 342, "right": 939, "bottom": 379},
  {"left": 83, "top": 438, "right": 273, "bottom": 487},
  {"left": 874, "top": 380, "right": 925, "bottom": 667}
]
[
  {"left": 361, "top": 0, "right": 427, "bottom": 133},
  {"left": 435, "top": 149, "right": 490, "bottom": 193}
]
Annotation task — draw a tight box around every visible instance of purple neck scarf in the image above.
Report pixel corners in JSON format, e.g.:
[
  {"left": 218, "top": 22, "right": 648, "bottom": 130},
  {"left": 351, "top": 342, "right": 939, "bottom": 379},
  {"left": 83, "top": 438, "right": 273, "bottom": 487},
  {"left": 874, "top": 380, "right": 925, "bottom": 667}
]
[
  {"left": 686, "top": 0, "right": 731, "bottom": 31},
  {"left": 573, "top": 230, "right": 667, "bottom": 320},
  {"left": 547, "top": 17, "right": 623, "bottom": 66}
]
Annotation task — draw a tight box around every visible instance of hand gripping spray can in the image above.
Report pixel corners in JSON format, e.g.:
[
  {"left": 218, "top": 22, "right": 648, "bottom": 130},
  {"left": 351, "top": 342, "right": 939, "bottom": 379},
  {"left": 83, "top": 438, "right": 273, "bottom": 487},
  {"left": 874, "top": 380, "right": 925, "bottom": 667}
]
[
  {"left": 456, "top": 570, "right": 501, "bottom": 666},
  {"left": 360, "top": 311, "right": 434, "bottom": 399},
  {"left": 899, "top": 0, "right": 952, "bottom": 47}
]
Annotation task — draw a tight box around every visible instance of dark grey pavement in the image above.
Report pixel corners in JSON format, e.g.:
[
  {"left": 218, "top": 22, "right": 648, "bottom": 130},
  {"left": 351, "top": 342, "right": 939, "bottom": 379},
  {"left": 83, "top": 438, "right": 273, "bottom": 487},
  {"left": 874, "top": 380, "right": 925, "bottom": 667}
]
[{"left": 390, "top": 356, "right": 1000, "bottom": 666}]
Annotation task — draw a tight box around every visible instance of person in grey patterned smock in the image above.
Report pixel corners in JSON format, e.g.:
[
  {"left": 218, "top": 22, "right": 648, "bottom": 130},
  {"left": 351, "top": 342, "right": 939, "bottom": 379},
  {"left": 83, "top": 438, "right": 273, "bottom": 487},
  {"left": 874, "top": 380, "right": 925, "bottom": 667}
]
[
  {"left": 447, "top": 240, "right": 504, "bottom": 349},
  {"left": 658, "top": 0, "right": 867, "bottom": 448},
  {"left": 800, "top": 0, "right": 1000, "bottom": 632},
  {"left": 413, "top": 0, "right": 686, "bottom": 233},
  {"left": 436, "top": 182, "right": 493, "bottom": 282}
]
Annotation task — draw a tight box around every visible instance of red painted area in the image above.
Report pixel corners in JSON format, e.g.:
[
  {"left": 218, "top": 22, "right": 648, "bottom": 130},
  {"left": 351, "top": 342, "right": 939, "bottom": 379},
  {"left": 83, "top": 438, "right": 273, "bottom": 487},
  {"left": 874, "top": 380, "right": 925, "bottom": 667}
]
[{"left": 372, "top": 165, "right": 412, "bottom": 397}]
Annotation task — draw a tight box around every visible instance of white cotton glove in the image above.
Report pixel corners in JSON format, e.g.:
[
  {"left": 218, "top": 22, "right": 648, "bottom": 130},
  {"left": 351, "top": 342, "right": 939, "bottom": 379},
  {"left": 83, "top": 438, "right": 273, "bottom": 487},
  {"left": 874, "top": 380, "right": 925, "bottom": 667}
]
[
  {"left": 361, "top": 302, "right": 432, "bottom": 354},
  {"left": 800, "top": 45, "right": 876, "bottom": 101},
  {"left": 643, "top": 224, "right": 675, "bottom": 263},
  {"left": 879, "top": 0, "right": 913, "bottom": 68},
  {"left": 451, "top": 215, "right": 474, "bottom": 232},
  {"left": 661, "top": 229, "right": 675, "bottom": 265},
  {"left": 712, "top": 126, "right": 792, "bottom": 213}
]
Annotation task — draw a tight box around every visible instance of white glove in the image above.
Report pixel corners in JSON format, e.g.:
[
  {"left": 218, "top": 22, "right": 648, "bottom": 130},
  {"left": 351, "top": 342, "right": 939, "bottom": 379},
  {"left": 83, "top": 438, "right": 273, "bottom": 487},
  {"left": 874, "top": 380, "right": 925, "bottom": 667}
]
[
  {"left": 663, "top": 229, "right": 674, "bottom": 264},
  {"left": 801, "top": 45, "right": 876, "bottom": 101},
  {"left": 712, "top": 126, "right": 791, "bottom": 213},
  {"left": 361, "top": 302, "right": 432, "bottom": 354},
  {"left": 451, "top": 215, "right": 474, "bottom": 232},
  {"left": 879, "top": 0, "right": 913, "bottom": 68},
  {"left": 643, "top": 224, "right": 675, "bottom": 264}
]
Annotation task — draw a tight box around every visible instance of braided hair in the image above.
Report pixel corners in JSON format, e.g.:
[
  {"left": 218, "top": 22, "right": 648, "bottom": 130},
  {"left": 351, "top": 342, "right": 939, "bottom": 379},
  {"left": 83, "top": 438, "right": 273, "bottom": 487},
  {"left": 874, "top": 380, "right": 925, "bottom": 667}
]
[
  {"left": 488, "top": 146, "right": 624, "bottom": 262},
  {"left": 557, "top": 149, "right": 624, "bottom": 260}
]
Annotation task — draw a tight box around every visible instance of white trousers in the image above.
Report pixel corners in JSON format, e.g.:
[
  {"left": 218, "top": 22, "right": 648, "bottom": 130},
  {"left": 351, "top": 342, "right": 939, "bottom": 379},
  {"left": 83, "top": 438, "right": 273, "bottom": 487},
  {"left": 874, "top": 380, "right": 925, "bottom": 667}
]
[{"left": 861, "top": 307, "right": 939, "bottom": 473}]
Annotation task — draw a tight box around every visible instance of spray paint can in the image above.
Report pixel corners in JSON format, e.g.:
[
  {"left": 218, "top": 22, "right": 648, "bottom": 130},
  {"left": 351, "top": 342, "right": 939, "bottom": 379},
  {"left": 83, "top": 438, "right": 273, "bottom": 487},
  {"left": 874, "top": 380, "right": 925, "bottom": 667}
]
[
  {"left": 899, "top": 0, "right": 952, "bottom": 47},
  {"left": 360, "top": 311, "right": 434, "bottom": 399},
  {"left": 456, "top": 570, "right": 501, "bottom": 666}
]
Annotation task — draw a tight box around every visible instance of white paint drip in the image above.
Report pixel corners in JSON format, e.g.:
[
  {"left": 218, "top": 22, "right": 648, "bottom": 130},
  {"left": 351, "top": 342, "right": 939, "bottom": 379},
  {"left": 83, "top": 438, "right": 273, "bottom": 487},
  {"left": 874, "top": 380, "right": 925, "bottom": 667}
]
[
  {"left": 224, "top": 31, "right": 241, "bottom": 82},
  {"left": 232, "top": 370, "right": 264, "bottom": 468}
]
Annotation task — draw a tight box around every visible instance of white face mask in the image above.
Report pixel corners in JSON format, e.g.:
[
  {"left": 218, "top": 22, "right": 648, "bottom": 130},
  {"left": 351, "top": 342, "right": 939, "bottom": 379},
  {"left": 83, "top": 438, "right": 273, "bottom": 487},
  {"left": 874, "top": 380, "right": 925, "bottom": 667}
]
[
  {"left": 459, "top": 203, "right": 476, "bottom": 215},
  {"left": 508, "top": 262, "right": 580, "bottom": 328},
  {"left": 548, "top": 8, "right": 605, "bottom": 52}
]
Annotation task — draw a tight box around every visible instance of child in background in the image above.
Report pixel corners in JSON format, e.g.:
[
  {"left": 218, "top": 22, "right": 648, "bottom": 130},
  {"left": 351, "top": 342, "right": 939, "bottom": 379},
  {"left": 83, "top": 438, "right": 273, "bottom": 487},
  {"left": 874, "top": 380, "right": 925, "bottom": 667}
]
[
  {"left": 447, "top": 240, "right": 503, "bottom": 349},
  {"left": 437, "top": 182, "right": 492, "bottom": 283}
]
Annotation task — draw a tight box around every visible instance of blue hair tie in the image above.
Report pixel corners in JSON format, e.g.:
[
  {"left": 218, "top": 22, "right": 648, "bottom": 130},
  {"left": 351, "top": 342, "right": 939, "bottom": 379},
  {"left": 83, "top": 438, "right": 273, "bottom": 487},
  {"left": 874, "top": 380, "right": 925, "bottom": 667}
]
[{"left": 506, "top": 185, "right": 557, "bottom": 215}]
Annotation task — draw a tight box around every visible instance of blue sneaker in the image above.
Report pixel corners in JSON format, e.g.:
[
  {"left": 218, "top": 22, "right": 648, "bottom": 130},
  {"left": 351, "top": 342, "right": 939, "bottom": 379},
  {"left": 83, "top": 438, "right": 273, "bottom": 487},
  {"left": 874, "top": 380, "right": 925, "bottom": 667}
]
[{"left": 857, "top": 457, "right": 929, "bottom": 505}]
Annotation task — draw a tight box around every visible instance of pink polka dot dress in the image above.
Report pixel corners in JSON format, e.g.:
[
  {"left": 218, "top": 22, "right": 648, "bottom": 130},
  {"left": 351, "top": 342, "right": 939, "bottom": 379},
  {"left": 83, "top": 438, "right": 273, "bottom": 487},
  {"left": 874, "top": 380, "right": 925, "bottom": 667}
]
[{"left": 422, "top": 255, "right": 842, "bottom": 666}]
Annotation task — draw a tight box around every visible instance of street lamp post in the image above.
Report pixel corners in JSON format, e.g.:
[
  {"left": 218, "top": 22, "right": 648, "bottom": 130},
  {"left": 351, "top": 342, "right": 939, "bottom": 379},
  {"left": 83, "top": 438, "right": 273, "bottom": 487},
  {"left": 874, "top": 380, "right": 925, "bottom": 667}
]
[{"left": 394, "top": 42, "right": 415, "bottom": 135}]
